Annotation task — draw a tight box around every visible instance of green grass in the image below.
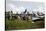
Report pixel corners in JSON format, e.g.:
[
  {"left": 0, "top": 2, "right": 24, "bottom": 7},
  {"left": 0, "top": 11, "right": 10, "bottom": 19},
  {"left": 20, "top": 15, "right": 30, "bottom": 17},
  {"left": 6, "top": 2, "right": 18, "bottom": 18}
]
[
  {"left": 32, "top": 21, "right": 44, "bottom": 28},
  {"left": 5, "top": 19, "right": 32, "bottom": 30},
  {"left": 5, "top": 18, "right": 44, "bottom": 30}
]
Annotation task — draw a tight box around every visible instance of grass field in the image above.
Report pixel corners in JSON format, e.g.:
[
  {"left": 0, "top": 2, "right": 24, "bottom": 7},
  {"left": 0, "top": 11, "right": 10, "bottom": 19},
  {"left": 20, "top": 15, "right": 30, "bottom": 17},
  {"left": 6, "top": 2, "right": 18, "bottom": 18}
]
[
  {"left": 5, "top": 18, "right": 44, "bottom": 30},
  {"left": 5, "top": 19, "right": 32, "bottom": 30}
]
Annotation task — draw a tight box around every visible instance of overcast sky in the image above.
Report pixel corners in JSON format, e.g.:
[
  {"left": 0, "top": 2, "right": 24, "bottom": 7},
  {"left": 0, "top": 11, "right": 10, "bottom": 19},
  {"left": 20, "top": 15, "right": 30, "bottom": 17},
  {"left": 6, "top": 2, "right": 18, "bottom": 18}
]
[{"left": 6, "top": 0, "right": 45, "bottom": 14}]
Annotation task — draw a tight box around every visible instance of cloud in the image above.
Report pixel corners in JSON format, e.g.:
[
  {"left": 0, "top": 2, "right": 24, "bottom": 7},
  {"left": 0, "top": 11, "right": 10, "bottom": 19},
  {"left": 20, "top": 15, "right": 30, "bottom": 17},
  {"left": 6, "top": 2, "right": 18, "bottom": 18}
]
[
  {"left": 37, "top": 6, "right": 45, "bottom": 13},
  {"left": 13, "top": 6, "right": 25, "bottom": 14},
  {"left": 6, "top": 4, "right": 25, "bottom": 14},
  {"left": 6, "top": 4, "right": 16, "bottom": 11},
  {"left": 31, "top": 6, "right": 45, "bottom": 15},
  {"left": 6, "top": 2, "right": 44, "bottom": 14},
  {"left": 15, "top": 7, "right": 25, "bottom": 14}
]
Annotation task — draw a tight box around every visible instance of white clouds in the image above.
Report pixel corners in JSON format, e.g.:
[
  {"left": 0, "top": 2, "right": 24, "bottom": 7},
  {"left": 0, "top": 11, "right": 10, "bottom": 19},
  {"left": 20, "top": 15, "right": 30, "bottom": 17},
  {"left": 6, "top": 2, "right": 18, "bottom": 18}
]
[
  {"left": 6, "top": 4, "right": 15, "bottom": 11},
  {"left": 13, "top": 6, "right": 25, "bottom": 14},
  {"left": 32, "top": 6, "right": 44, "bottom": 12},
  {"left": 6, "top": 1, "right": 44, "bottom": 14},
  {"left": 16, "top": 7, "right": 25, "bottom": 14},
  {"left": 6, "top": 3, "right": 45, "bottom": 14},
  {"left": 37, "top": 6, "right": 45, "bottom": 13},
  {"left": 6, "top": 4, "right": 25, "bottom": 14},
  {"left": 31, "top": 6, "right": 45, "bottom": 15}
]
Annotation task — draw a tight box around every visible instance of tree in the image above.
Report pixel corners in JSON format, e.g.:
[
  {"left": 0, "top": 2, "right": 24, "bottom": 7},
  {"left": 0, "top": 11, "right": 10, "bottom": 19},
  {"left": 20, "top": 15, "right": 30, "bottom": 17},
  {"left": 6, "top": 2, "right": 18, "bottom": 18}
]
[{"left": 24, "top": 9, "right": 27, "bottom": 13}]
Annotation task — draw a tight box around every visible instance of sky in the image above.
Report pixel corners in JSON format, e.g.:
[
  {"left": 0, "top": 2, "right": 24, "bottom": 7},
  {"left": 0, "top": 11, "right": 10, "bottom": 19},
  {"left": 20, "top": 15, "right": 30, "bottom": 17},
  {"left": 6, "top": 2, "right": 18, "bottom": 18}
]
[{"left": 6, "top": 0, "right": 45, "bottom": 14}]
